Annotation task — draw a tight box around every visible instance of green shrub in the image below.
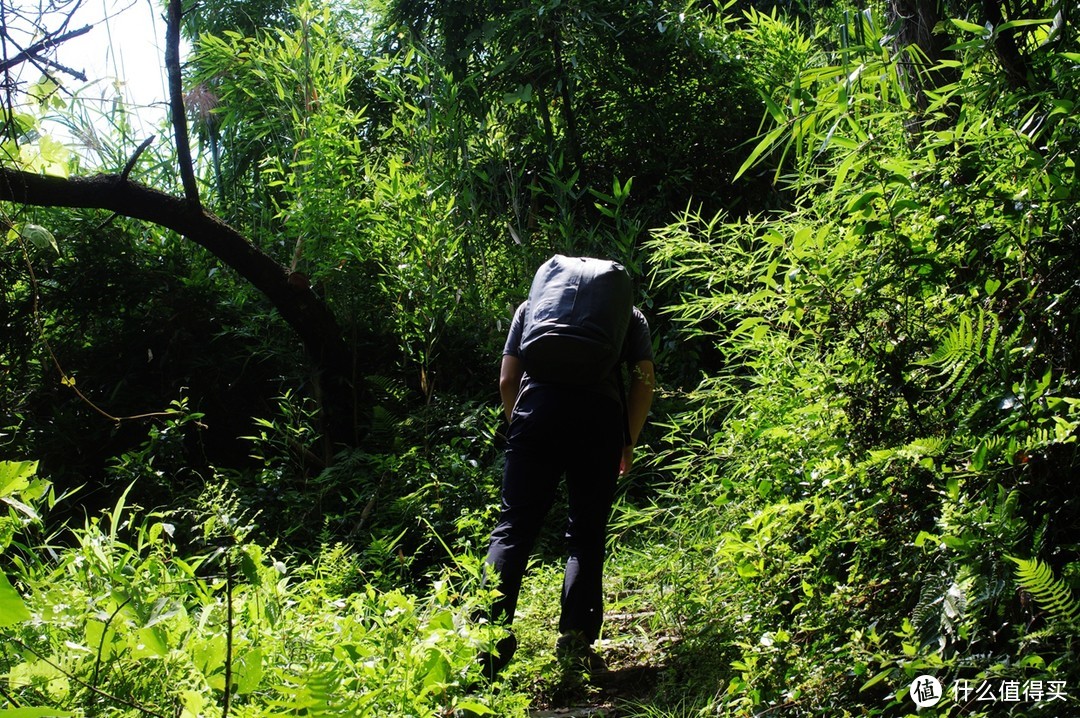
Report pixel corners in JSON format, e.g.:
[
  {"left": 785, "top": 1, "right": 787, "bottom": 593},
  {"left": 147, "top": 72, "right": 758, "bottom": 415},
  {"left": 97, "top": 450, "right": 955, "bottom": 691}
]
[{"left": 0, "top": 460, "right": 526, "bottom": 717}]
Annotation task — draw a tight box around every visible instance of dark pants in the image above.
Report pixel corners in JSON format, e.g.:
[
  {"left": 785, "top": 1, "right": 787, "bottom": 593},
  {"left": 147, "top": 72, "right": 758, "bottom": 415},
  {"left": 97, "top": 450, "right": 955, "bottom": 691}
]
[{"left": 484, "top": 386, "right": 624, "bottom": 643}]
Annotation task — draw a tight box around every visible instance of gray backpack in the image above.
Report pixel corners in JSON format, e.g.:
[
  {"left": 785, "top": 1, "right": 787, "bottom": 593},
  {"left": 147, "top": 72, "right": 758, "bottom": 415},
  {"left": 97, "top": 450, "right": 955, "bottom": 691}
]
[{"left": 519, "top": 255, "right": 633, "bottom": 385}]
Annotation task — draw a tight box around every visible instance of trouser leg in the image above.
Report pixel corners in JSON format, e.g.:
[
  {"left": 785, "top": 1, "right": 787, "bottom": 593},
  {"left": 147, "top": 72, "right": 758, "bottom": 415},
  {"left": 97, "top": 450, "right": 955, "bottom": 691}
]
[
  {"left": 484, "top": 437, "right": 559, "bottom": 628},
  {"left": 484, "top": 387, "right": 622, "bottom": 643},
  {"left": 559, "top": 404, "right": 622, "bottom": 642}
]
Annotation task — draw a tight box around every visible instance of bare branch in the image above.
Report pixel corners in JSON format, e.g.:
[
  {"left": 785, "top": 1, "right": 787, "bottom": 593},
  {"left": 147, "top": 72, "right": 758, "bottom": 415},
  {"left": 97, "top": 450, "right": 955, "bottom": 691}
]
[
  {"left": 0, "top": 24, "right": 92, "bottom": 74},
  {"left": 121, "top": 136, "right": 156, "bottom": 181},
  {"left": 34, "top": 54, "right": 88, "bottom": 82}
]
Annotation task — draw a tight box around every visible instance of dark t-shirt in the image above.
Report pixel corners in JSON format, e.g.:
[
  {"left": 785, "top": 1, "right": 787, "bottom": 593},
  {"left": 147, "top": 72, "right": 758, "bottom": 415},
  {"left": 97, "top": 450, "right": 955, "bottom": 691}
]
[{"left": 503, "top": 301, "right": 654, "bottom": 407}]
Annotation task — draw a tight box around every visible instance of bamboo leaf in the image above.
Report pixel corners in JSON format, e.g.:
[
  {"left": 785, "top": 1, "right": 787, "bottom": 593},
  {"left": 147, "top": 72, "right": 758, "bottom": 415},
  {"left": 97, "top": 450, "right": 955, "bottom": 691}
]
[
  {"left": 734, "top": 123, "right": 790, "bottom": 181},
  {"left": 997, "top": 18, "right": 1052, "bottom": 31},
  {"left": 951, "top": 19, "right": 989, "bottom": 34}
]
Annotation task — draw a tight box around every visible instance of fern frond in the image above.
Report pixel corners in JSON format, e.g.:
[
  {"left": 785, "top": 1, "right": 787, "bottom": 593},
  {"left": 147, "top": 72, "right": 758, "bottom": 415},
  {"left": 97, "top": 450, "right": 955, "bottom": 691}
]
[
  {"left": 912, "top": 573, "right": 950, "bottom": 642},
  {"left": 919, "top": 310, "right": 1006, "bottom": 405},
  {"left": 367, "top": 374, "right": 410, "bottom": 412},
  {"left": 1008, "top": 556, "right": 1080, "bottom": 625},
  {"left": 945, "top": 580, "right": 968, "bottom": 624},
  {"left": 919, "top": 313, "right": 976, "bottom": 394},
  {"left": 921, "top": 313, "right": 973, "bottom": 365}
]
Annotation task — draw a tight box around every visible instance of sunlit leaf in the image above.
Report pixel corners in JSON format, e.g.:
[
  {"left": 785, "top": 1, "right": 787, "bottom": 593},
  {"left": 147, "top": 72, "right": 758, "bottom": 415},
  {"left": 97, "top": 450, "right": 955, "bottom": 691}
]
[
  {"left": 951, "top": 18, "right": 989, "bottom": 34},
  {"left": 19, "top": 224, "right": 59, "bottom": 254},
  {"left": 0, "top": 571, "right": 31, "bottom": 627},
  {"left": 0, "top": 460, "right": 37, "bottom": 498}
]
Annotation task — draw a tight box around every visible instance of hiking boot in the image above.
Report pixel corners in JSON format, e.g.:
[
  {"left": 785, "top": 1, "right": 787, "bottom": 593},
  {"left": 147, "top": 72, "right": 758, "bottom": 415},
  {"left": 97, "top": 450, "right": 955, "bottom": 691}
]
[{"left": 555, "top": 631, "right": 608, "bottom": 674}]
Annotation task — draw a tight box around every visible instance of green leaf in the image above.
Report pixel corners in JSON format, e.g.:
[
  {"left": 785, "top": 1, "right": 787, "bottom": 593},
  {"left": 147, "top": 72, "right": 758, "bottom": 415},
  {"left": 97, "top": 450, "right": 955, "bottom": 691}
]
[
  {"left": 831, "top": 151, "right": 859, "bottom": 199},
  {"left": 761, "top": 92, "right": 787, "bottom": 124},
  {"left": 997, "top": 18, "right": 1051, "bottom": 31},
  {"left": 0, "top": 571, "right": 32, "bottom": 627},
  {"left": 85, "top": 619, "right": 119, "bottom": 660},
  {"left": 734, "top": 122, "right": 789, "bottom": 181},
  {"left": 0, "top": 460, "right": 37, "bottom": 498},
  {"left": 736, "top": 561, "right": 760, "bottom": 578},
  {"left": 235, "top": 647, "right": 264, "bottom": 694},
  {"left": 860, "top": 668, "right": 893, "bottom": 692},
  {"left": 192, "top": 634, "right": 228, "bottom": 679},
  {"left": 1, "top": 495, "right": 40, "bottom": 521},
  {"left": 108, "top": 481, "right": 136, "bottom": 542},
  {"left": 951, "top": 18, "right": 988, "bottom": 34},
  {"left": 0, "top": 709, "right": 75, "bottom": 717},
  {"left": 970, "top": 442, "right": 989, "bottom": 471},
  {"left": 914, "top": 531, "right": 940, "bottom": 548},
  {"left": 502, "top": 83, "right": 533, "bottom": 104},
  {"left": 845, "top": 189, "right": 882, "bottom": 213},
  {"left": 240, "top": 546, "right": 263, "bottom": 587},
  {"left": 421, "top": 649, "right": 451, "bottom": 693},
  {"left": 942, "top": 534, "right": 969, "bottom": 550},
  {"left": 133, "top": 626, "right": 169, "bottom": 658}
]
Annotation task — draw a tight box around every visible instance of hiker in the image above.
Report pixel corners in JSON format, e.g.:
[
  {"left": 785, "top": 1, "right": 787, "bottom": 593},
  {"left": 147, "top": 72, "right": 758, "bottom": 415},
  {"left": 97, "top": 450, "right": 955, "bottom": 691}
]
[{"left": 480, "top": 255, "right": 655, "bottom": 677}]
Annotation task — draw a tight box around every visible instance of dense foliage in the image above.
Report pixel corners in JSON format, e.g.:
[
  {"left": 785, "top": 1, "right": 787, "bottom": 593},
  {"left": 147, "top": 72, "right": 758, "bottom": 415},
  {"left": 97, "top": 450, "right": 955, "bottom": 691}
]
[
  {"left": 2, "top": 0, "right": 1079, "bottom": 715},
  {"left": 639, "top": 6, "right": 1080, "bottom": 714}
]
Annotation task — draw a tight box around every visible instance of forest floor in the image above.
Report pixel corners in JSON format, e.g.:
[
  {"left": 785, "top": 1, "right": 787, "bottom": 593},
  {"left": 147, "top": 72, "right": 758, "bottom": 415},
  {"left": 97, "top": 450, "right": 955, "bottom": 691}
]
[
  {"left": 488, "top": 542, "right": 688, "bottom": 717},
  {"left": 526, "top": 610, "right": 671, "bottom": 718}
]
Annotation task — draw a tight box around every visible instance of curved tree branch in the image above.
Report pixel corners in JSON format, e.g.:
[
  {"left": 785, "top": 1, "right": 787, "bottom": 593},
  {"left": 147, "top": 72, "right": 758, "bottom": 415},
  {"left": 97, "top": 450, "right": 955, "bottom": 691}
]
[{"left": 0, "top": 166, "right": 366, "bottom": 447}]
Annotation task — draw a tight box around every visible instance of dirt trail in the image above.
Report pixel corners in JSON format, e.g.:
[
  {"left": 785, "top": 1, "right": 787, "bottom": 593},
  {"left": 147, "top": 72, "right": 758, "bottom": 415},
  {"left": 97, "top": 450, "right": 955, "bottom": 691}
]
[{"left": 528, "top": 611, "right": 671, "bottom": 718}]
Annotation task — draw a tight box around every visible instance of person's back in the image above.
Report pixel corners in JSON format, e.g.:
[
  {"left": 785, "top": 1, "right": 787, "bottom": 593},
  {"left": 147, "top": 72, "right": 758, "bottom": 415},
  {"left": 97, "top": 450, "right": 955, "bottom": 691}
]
[
  {"left": 518, "top": 255, "right": 634, "bottom": 386},
  {"left": 479, "top": 255, "right": 656, "bottom": 681}
]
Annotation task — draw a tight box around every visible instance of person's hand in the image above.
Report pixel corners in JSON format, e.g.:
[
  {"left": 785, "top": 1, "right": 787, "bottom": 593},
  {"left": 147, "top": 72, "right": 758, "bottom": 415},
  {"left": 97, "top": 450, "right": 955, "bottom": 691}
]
[{"left": 619, "top": 445, "right": 634, "bottom": 475}]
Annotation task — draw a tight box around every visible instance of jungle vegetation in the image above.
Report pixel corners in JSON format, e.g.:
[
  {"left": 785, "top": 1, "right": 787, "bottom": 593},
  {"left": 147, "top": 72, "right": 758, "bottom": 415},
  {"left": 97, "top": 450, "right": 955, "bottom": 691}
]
[{"left": 1, "top": 0, "right": 1079, "bottom": 715}]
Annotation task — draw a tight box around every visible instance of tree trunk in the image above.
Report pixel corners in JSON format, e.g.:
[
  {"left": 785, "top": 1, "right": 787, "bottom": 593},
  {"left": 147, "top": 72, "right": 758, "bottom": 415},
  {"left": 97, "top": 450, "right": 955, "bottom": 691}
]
[
  {"left": 982, "top": 0, "right": 1031, "bottom": 88},
  {"left": 0, "top": 167, "right": 367, "bottom": 449},
  {"left": 889, "top": 0, "right": 957, "bottom": 115}
]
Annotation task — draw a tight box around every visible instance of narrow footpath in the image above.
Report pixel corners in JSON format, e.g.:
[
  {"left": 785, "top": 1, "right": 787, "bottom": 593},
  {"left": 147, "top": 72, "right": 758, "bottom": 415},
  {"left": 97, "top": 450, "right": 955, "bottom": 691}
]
[{"left": 528, "top": 610, "right": 673, "bottom": 718}]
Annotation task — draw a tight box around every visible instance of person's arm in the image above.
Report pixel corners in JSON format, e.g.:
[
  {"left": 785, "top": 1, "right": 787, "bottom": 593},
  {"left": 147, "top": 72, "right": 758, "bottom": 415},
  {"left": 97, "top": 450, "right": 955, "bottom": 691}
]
[
  {"left": 499, "top": 354, "right": 525, "bottom": 421},
  {"left": 621, "top": 359, "right": 655, "bottom": 474}
]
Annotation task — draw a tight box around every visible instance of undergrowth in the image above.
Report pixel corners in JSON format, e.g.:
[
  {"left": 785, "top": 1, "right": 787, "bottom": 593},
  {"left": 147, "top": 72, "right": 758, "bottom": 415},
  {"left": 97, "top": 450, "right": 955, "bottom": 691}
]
[{"left": 0, "top": 460, "right": 525, "bottom": 717}]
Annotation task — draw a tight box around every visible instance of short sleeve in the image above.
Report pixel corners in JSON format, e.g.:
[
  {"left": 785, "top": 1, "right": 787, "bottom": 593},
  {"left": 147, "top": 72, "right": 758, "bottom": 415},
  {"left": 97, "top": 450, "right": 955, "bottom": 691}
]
[
  {"left": 623, "top": 307, "right": 654, "bottom": 364},
  {"left": 503, "top": 302, "right": 527, "bottom": 357}
]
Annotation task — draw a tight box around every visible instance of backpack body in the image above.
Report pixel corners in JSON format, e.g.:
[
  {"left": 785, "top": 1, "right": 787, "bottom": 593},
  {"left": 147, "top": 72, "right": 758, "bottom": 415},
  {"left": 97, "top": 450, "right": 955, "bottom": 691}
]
[{"left": 519, "top": 255, "right": 633, "bottom": 385}]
